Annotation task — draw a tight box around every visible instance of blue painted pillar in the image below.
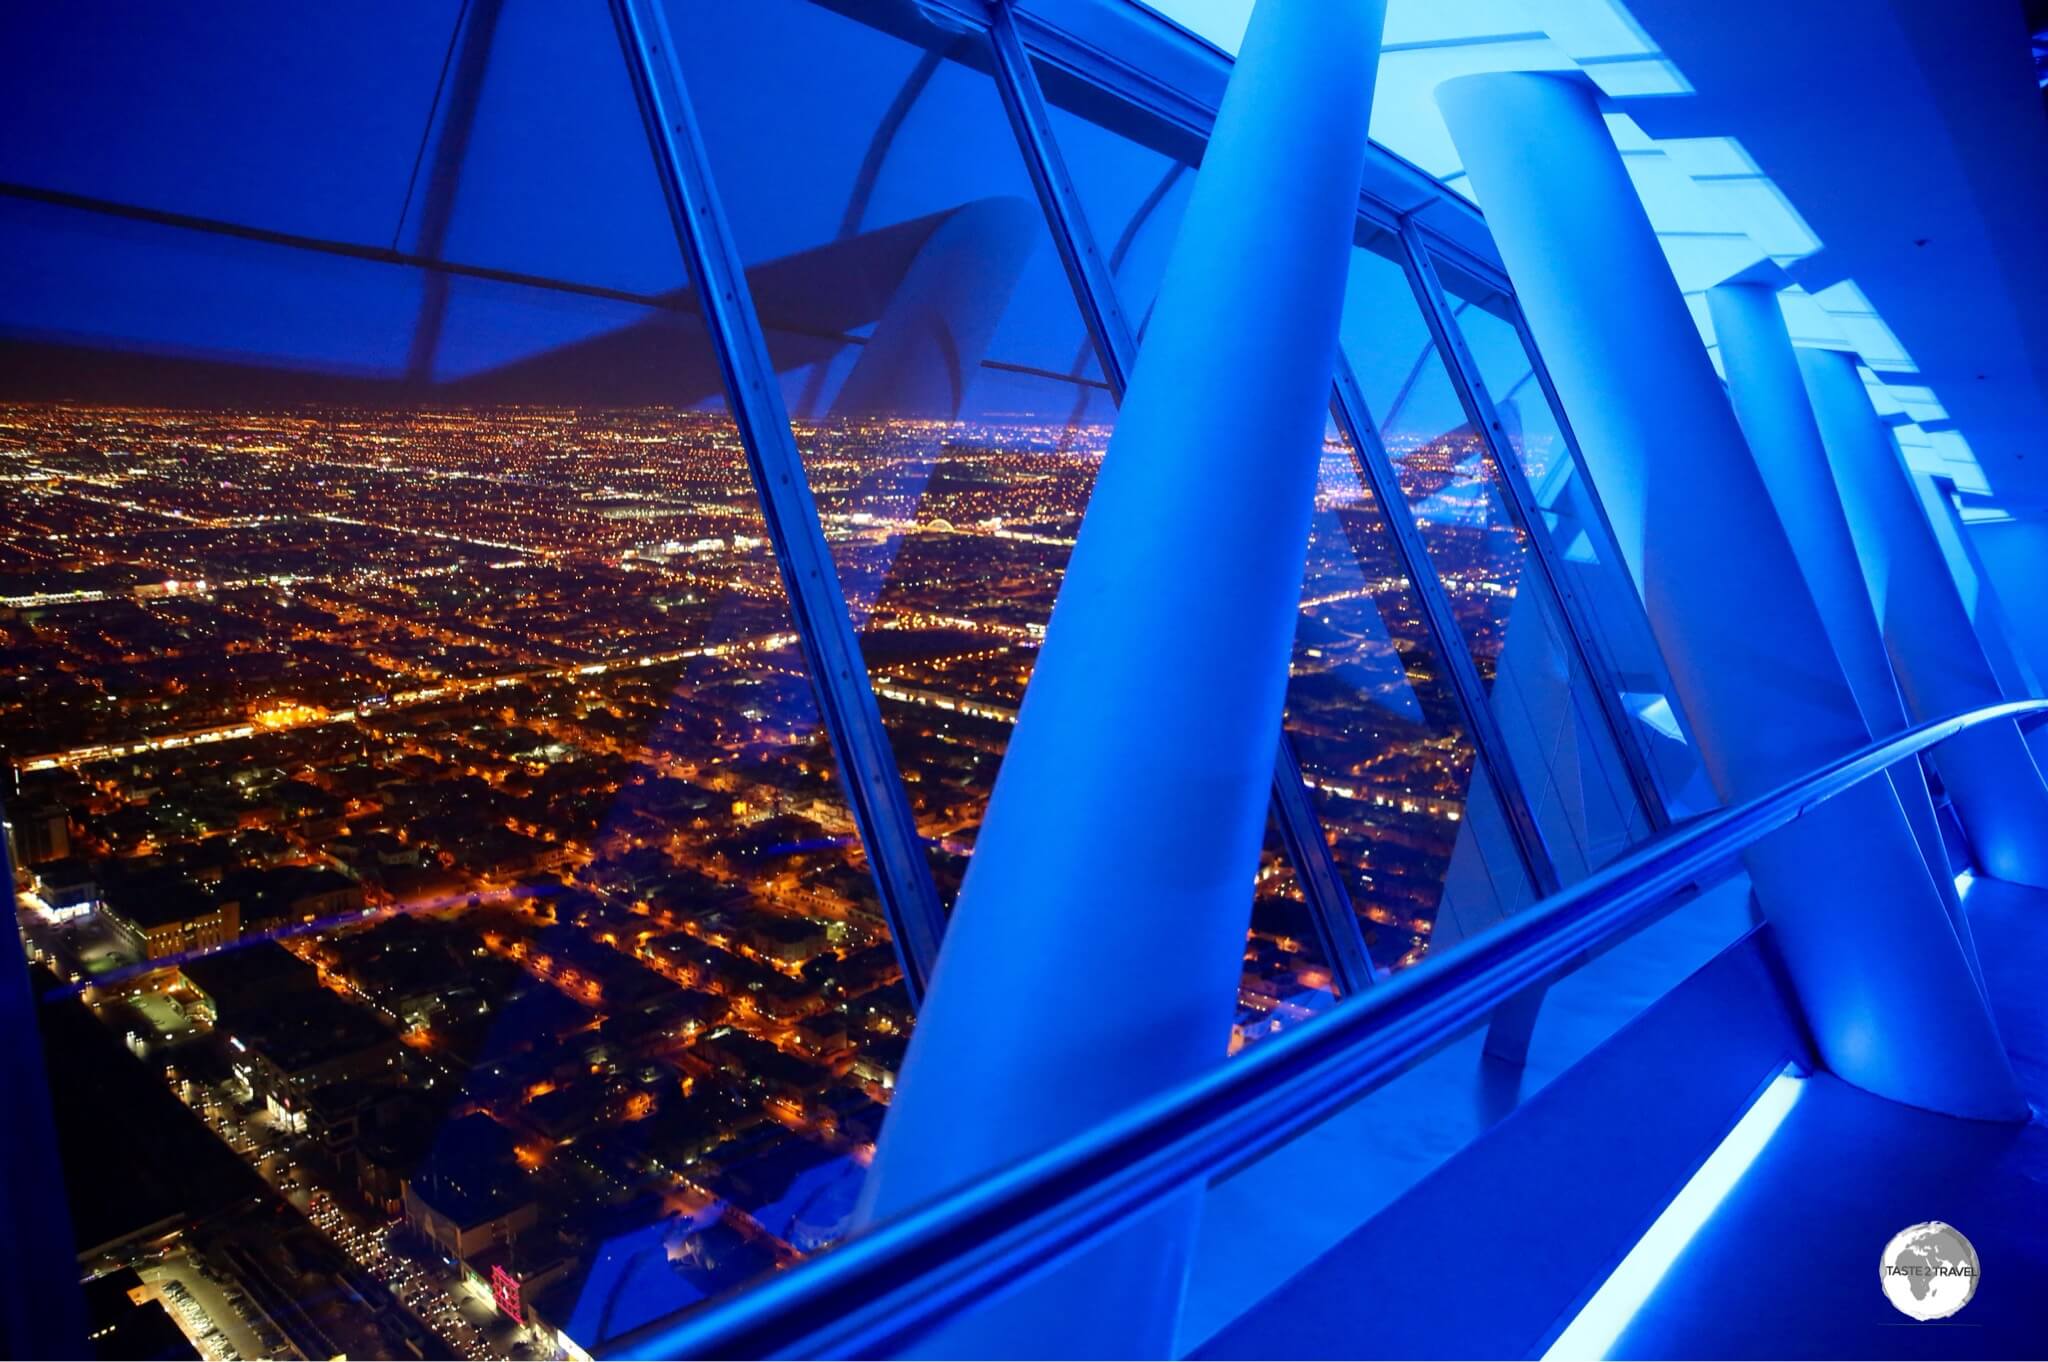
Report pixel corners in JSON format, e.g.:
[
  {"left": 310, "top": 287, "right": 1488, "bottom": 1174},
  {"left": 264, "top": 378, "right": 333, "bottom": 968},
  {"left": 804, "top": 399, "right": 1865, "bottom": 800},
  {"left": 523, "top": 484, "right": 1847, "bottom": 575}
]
[
  {"left": 1437, "top": 72, "right": 2022, "bottom": 1121},
  {"left": 859, "top": 0, "right": 1387, "bottom": 1349},
  {"left": 1799, "top": 345, "right": 2048, "bottom": 892},
  {"left": 1915, "top": 474, "right": 2042, "bottom": 702},
  {"left": 1915, "top": 474, "right": 2048, "bottom": 777},
  {"left": 1968, "top": 513, "right": 2048, "bottom": 686},
  {"left": 1706, "top": 283, "right": 1978, "bottom": 985}
]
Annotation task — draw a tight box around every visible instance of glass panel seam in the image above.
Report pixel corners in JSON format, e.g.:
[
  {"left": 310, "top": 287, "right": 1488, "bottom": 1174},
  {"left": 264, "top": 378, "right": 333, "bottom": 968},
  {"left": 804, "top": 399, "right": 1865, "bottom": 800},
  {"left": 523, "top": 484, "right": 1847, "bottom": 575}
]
[{"left": 609, "top": 0, "right": 947, "bottom": 1000}]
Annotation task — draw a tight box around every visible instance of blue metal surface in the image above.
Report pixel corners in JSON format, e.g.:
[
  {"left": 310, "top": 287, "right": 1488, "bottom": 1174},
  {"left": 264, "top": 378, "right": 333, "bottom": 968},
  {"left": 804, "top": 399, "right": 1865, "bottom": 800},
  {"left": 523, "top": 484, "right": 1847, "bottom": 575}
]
[
  {"left": 1438, "top": 70, "right": 2023, "bottom": 1123},
  {"left": 607, "top": 0, "right": 948, "bottom": 999},
  {"left": 1588, "top": 879, "right": 2048, "bottom": 1359},
  {"left": 843, "top": 16, "right": 1386, "bottom": 1358},
  {"left": 991, "top": 2, "right": 1377, "bottom": 997},
  {"left": 1503, "top": 282, "right": 1712, "bottom": 787},
  {"left": 1801, "top": 344, "right": 2048, "bottom": 890},
  {"left": 603, "top": 698, "right": 2048, "bottom": 1360}
]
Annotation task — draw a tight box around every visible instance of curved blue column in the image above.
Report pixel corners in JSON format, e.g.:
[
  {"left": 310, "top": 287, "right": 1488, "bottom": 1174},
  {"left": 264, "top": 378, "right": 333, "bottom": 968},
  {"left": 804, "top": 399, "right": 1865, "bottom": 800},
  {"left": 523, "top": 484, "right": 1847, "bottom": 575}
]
[
  {"left": 1707, "top": 283, "right": 1978, "bottom": 987},
  {"left": 1438, "top": 71, "right": 2023, "bottom": 1121},
  {"left": 1915, "top": 472, "right": 2043, "bottom": 702},
  {"left": 857, "top": 0, "right": 1388, "bottom": 1350},
  {"left": 1799, "top": 345, "right": 2048, "bottom": 890}
]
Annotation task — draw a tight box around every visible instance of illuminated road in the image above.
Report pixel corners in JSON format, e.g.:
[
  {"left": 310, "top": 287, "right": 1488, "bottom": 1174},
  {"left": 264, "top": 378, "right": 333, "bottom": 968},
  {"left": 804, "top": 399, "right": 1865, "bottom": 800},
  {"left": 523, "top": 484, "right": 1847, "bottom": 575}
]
[{"left": 12, "top": 632, "right": 800, "bottom": 772}]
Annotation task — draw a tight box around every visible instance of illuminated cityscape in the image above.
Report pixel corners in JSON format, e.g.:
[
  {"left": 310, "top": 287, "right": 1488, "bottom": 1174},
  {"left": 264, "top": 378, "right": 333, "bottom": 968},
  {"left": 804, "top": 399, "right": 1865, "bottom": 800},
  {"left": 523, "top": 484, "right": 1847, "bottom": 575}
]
[
  {"left": 12, "top": 0, "right": 2045, "bottom": 1357},
  {"left": 3, "top": 399, "right": 1495, "bottom": 1356}
]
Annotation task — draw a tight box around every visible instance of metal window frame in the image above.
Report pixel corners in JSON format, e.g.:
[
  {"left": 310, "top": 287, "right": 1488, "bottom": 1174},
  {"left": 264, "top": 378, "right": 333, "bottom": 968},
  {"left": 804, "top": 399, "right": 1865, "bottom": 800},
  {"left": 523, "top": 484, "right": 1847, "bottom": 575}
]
[
  {"left": 604, "top": 697, "right": 2048, "bottom": 1361},
  {"left": 1008, "top": 0, "right": 1511, "bottom": 275},
  {"left": 1392, "top": 214, "right": 1675, "bottom": 838},
  {"left": 991, "top": 0, "right": 1591, "bottom": 983},
  {"left": 1328, "top": 360, "right": 1564, "bottom": 902},
  {"left": 1421, "top": 221, "right": 1708, "bottom": 809},
  {"left": 608, "top": 0, "right": 949, "bottom": 1003}
]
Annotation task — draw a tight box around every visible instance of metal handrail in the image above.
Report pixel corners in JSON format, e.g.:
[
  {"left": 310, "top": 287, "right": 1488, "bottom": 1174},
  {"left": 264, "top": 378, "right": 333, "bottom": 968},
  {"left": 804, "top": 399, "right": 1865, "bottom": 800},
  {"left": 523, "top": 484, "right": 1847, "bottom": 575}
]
[{"left": 606, "top": 698, "right": 2048, "bottom": 1359}]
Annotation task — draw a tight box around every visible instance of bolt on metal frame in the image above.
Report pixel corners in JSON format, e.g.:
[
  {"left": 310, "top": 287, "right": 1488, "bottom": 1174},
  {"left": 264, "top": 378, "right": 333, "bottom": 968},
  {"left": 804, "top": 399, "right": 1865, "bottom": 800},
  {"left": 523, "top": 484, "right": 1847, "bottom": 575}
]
[{"left": 608, "top": 0, "right": 949, "bottom": 1003}]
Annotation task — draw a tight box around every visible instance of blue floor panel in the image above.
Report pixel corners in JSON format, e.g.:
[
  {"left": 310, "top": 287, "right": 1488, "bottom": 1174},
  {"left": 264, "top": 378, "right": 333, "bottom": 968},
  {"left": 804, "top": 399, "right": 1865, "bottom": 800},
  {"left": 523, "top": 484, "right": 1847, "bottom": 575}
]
[{"left": 1606, "top": 876, "right": 2048, "bottom": 1358}]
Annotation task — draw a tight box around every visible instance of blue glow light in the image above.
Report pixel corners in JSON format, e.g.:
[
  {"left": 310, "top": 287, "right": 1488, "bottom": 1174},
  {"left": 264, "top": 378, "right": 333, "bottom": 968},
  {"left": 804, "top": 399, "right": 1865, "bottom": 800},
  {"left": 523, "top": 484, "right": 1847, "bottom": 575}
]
[
  {"left": 1954, "top": 869, "right": 1976, "bottom": 896},
  {"left": 1544, "top": 1067, "right": 1805, "bottom": 1361}
]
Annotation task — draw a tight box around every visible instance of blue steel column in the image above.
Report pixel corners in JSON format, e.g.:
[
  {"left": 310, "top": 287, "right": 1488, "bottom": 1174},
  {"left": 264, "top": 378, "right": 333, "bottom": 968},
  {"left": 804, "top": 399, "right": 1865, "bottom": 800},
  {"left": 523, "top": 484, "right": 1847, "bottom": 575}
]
[
  {"left": 861, "top": 0, "right": 1387, "bottom": 1348},
  {"left": 1706, "top": 282, "right": 1978, "bottom": 983},
  {"left": 989, "top": 3, "right": 1380, "bottom": 998},
  {"left": 1799, "top": 344, "right": 2048, "bottom": 891},
  {"left": 1920, "top": 473, "right": 2042, "bottom": 702},
  {"left": 1510, "top": 290, "right": 1722, "bottom": 817},
  {"left": 1437, "top": 71, "right": 2023, "bottom": 1121},
  {"left": 606, "top": 0, "right": 948, "bottom": 999},
  {"left": 1400, "top": 217, "right": 1672, "bottom": 838}
]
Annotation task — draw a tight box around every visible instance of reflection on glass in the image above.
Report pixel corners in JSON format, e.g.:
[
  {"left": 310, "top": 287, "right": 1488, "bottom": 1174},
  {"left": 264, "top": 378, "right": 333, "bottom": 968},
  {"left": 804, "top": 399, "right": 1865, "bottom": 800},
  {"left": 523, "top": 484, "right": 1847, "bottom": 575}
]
[
  {"left": 1290, "top": 429, "right": 1537, "bottom": 968},
  {"left": 1429, "top": 255, "right": 1716, "bottom": 819},
  {"left": 1240, "top": 815, "right": 1340, "bottom": 1048},
  {"left": 1029, "top": 57, "right": 1202, "bottom": 348},
  {"left": 672, "top": 0, "right": 1330, "bottom": 1010},
  {"left": 4, "top": 391, "right": 903, "bottom": 1355},
  {"left": 1339, "top": 226, "right": 1655, "bottom": 891},
  {"left": 1, "top": 2, "right": 935, "bottom": 1347},
  {"left": 673, "top": 2, "right": 1112, "bottom": 916}
]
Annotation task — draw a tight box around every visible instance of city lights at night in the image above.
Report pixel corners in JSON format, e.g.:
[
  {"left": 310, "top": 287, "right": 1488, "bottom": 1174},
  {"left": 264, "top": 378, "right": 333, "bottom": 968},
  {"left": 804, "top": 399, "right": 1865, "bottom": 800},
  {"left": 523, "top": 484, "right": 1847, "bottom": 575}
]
[{"left": 8, "top": 0, "right": 2046, "bottom": 1358}]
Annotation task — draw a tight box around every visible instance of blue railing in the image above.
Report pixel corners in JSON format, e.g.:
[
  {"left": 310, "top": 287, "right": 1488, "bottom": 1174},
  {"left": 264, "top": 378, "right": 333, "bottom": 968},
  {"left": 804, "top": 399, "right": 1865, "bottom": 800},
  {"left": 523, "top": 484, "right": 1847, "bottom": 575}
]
[{"left": 603, "top": 698, "right": 2048, "bottom": 1359}]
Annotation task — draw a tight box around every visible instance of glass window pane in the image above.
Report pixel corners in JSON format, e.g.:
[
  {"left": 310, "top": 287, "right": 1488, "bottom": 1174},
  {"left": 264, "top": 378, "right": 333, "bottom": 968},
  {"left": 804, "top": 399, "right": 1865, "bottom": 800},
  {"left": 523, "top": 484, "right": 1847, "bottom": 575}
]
[
  {"left": 1237, "top": 816, "right": 1339, "bottom": 1051},
  {"left": 1429, "top": 255, "right": 1717, "bottom": 819},
  {"left": 671, "top": 4, "right": 1116, "bottom": 913},
  {"left": 1293, "top": 425, "right": 1537, "bottom": 968},
  {"left": 0, "top": 2, "right": 468, "bottom": 248},
  {"left": 1029, "top": 58, "right": 1202, "bottom": 347},
  {"left": 1339, "top": 224, "right": 1656, "bottom": 885},
  {"left": 0, "top": 8, "right": 922, "bottom": 1347}
]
